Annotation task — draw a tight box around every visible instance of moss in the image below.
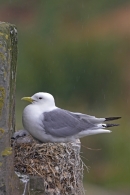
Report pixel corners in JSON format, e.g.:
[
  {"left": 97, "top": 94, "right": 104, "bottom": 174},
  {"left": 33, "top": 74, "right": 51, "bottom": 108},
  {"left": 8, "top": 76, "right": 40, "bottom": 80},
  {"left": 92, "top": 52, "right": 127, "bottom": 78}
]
[
  {"left": 0, "top": 32, "right": 4, "bottom": 36},
  {"left": 1, "top": 147, "right": 12, "bottom": 156},
  {"left": 0, "top": 128, "right": 4, "bottom": 139},
  {"left": 0, "top": 27, "right": 9, "bottom": 40},
  {"left": 0, "top": 87, "right": 5, "bottom": 116},
  {"left": 5, "top": 34, "right": 8, "bottom": 40},
  {"left": 0, "top": 162, "right": 2, "bottom": 166},
  {"left": 0, "top": 52, "right": 6, "bottom": 61},
  {"left": 0, "top": 128, "right": 4, "bottom": 133}
]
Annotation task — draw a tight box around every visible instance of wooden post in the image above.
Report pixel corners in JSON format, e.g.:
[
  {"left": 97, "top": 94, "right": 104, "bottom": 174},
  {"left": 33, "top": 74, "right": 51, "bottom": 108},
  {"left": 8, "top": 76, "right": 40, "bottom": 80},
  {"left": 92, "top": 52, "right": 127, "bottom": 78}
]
[{"left": 0, "top": 22, "right": 21, "bottom": 195}]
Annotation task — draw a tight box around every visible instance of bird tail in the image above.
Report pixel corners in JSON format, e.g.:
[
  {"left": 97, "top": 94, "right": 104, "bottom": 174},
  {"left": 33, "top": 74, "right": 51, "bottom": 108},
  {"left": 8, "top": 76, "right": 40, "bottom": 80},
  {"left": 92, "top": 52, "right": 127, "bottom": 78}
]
[
  {"left": 102, "top": 123, "right": 119, "bottom": 128},
  {"left": 87, "top": 122, "right": 120, "bottom": 136},
  {"left": 103, "top": 116, "right": 121, "bottom": 129},
  {"left": 105, "top": 116, "right": 121, "bottom": 121},
  {"left": 79, "top": 118, "right": 121, "bottom": 137}
]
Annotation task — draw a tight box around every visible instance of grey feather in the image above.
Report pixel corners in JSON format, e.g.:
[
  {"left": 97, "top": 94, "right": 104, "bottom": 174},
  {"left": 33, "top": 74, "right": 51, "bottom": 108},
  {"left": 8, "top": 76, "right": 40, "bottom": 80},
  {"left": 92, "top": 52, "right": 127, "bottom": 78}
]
[
  {"left": 69, "top": 112, "right": 105, "bottom": 124},
  {"left": 43, "top": 109, "right": 99, "bottom": 137},
  {"left": 12, "top": 130, "right": 29, "bottom": 139}
]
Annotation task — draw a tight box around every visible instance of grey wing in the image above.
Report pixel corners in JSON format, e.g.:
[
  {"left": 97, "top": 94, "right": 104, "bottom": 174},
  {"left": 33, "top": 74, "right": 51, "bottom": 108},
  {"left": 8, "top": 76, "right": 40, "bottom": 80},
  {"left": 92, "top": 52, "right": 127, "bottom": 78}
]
[
  {"left": 43, "top": 109, "right": 97, "bottom": 137},
  {"left": 69, "top": 112, "right": 105, "bottom": 124}
]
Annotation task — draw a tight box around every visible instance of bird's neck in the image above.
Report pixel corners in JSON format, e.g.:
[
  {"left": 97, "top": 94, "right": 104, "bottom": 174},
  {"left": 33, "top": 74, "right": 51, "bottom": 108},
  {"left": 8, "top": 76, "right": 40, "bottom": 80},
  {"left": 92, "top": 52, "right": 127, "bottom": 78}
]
[{"left": 33, "top": 102, "right": 57, "bottom": 112}]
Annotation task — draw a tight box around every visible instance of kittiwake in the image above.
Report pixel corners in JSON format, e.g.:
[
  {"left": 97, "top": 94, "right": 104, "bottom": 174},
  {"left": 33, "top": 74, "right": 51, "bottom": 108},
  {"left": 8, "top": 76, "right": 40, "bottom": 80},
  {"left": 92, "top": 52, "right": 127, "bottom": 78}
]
[{"left": 16, "top": 92, "right": 121, "bottom": 143}]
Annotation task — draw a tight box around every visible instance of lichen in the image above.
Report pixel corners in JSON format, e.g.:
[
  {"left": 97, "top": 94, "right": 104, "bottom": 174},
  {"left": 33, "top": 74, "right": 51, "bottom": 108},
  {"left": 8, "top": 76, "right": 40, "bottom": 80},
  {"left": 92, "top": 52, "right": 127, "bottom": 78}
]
[
  {"left": 0, "top": 128, "right": 4, "bottom": 133},
  {"left": 1, "top": 147, "right": 12, "bottom": 156},
  {"left": 0, "top": 32, "right": 9, "bottom": 40},
  {"left": 0, "top": 162, "right": 2, "bottom": 166},
  {"left": 0, "top": 128, "right": 4, "bottom": 139},
  {"left": 0, "top": 87, "right": 5, "bottom": 116},
  {"left": 5, "top": 34, "right": 8, "bottom": 40},
  {"left": 0, "top": 32, "right": 4, "bottom": 36},
  {"left": 0, "top": 52, "right": 6, "bottom": 61}
]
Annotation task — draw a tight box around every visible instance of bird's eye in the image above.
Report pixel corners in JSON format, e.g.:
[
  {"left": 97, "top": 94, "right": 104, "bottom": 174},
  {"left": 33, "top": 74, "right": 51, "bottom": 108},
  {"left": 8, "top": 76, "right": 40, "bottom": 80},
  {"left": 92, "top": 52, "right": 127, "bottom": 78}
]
[{"left": 39, "top": 97, "right": 43, "bottom": 100}]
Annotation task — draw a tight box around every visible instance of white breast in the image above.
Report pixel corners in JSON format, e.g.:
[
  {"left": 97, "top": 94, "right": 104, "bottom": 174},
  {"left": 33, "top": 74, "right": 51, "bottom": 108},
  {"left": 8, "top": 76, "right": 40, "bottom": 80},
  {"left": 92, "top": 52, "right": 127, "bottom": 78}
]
[{"left": 22, "top": 105, "right": 43, "bottom": 134}]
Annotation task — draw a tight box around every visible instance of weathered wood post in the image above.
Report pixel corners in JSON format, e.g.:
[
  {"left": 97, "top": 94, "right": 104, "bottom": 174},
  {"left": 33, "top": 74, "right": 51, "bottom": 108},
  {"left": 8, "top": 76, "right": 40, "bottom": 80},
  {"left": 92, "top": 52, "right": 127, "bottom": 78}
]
[{"left": 0, "top": 22, "right": 21, "bottom": 195}]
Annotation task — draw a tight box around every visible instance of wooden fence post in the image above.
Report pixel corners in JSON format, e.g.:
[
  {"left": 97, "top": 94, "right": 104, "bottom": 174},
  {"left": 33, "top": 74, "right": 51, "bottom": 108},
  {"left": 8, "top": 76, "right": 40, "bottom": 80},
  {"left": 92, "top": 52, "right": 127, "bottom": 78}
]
[{"left": 0, "top": 22, "right": 21, "bottom": 195}]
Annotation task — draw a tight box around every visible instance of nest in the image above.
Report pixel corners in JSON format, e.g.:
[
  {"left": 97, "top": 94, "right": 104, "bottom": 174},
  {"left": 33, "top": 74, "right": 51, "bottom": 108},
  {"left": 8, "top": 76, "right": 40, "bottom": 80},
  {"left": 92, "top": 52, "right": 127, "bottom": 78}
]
[{"left": 13, "top": 135, "right": 85, "bottom": 195}]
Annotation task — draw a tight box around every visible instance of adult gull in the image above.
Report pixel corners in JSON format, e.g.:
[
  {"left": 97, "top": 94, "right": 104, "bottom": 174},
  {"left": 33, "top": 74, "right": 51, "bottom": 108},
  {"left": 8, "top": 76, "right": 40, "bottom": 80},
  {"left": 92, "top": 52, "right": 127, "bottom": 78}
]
[{"left": 15, "top": 92, "right": 121, "bottom": 143}]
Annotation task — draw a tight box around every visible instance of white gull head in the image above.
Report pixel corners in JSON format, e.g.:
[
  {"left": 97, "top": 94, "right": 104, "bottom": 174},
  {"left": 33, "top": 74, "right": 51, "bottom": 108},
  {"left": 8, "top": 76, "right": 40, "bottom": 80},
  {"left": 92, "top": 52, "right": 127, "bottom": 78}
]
[
  {"left": 31, "top": 92, "right": 55, "bottom": 109},
  {"left": 22, "top": 92, "right": 56, "bottom": 112}
]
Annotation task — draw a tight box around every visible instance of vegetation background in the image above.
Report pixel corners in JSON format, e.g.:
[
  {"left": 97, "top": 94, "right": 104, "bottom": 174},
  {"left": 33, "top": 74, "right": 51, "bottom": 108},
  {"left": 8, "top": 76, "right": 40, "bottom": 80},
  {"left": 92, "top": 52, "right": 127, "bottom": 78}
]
[{"left": 0, "top": 0, "right": 130, "bottom": 194}]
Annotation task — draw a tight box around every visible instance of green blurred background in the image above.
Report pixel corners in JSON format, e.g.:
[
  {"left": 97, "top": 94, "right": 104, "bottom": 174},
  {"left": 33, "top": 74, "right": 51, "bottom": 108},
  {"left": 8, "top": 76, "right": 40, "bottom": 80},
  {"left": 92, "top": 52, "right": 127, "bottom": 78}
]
[{"left": 1, "top": 0, "right": 130, "bottom": 194}]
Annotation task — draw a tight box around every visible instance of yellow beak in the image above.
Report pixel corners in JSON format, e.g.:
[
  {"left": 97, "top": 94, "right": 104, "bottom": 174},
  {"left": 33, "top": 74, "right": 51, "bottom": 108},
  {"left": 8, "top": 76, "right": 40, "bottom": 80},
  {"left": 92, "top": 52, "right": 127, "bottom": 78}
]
[{"left": 21, "top": 97, "right": 33, "bottom": 103}]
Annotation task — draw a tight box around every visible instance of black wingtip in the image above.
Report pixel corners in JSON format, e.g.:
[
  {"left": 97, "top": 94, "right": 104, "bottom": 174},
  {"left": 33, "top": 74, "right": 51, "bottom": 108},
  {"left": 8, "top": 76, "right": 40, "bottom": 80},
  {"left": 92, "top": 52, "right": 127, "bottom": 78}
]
[
  {"left": 105, "top": 117, "right": 121, "bottom": 121},
  {"left": 104, "top": 124, "right": 119, "bottom": 128}
]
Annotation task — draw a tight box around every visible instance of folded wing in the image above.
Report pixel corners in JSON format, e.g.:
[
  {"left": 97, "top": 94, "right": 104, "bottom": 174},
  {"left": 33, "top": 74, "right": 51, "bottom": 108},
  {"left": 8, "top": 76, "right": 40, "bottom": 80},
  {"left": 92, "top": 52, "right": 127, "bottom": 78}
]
[{"left": 43, "top": 109, "right": 97, "bottom": 137}]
